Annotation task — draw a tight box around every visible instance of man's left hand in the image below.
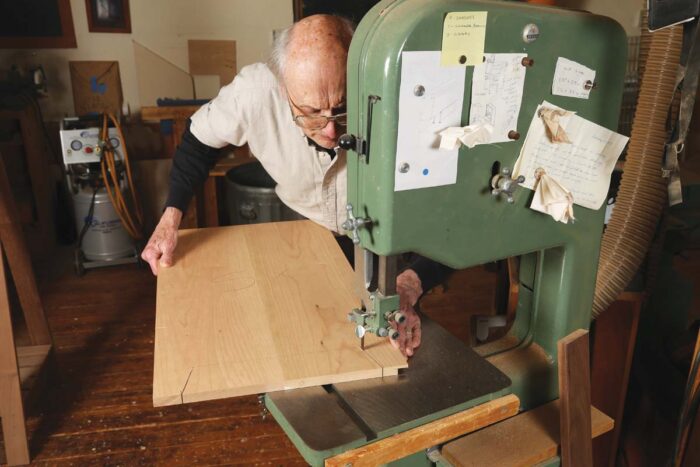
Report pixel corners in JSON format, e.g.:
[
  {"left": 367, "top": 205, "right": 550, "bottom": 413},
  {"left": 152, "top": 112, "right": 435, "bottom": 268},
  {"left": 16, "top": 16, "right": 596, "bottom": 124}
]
[{"left": 391, "top": 269, "right": 423, "bottom": 357}]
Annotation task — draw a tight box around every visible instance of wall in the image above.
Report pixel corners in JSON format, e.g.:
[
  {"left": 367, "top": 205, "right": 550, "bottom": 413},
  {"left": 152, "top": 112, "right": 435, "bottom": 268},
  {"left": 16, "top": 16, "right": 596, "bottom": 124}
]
[
  {"left": 0, "top": 0, "right": 293, "bottom": 120},
  {"left": 0, "top": 0, "right": 646, "bottom": 121},
  {"left": 557, "top": 0, "right": 644, "bottom": 37}
]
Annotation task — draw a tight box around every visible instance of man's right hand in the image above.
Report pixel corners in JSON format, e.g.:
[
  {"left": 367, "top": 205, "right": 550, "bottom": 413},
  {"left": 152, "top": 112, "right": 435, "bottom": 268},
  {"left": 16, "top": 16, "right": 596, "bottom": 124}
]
[{"left": 141, "top": 207, "right": 183, "bottom": 276}]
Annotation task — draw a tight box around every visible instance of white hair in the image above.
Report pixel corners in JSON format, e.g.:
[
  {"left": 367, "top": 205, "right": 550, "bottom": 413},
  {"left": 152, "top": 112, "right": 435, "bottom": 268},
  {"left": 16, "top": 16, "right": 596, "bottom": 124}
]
[{"left": 268, "top": 16, "right": 355, "bottom": 82}]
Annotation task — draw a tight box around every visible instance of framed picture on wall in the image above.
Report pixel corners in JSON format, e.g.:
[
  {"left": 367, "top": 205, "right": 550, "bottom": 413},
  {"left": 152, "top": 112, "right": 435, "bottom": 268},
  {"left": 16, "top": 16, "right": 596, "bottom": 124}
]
[
  {"left": 0, "top": 0, "right": 77, "bottom": 48},
  {"left": 85, "top": 0, "right": 131, "bottom": 33}
]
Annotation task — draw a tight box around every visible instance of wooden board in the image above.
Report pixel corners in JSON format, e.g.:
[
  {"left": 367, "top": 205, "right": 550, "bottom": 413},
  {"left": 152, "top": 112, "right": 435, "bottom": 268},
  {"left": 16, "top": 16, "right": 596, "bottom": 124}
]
[
  {"left": 153, "top": 221, "right": 406, "bottom": 406},
  {"left": 133, "top": 41, "right": 194, "bottom": 107},
  {"left": 559, "top": 329, "right": 593, "bottom": 467},
  {"left": 0, "top": 155, "right": 51, "bottom": 346},
  {"left": 69, "top": 61, "right": 123, "bottom": 116},
  {"left": 590, "top": 293, "right": 641, "bottom": 467},
  {"left": 442, "top": 400, "right": 613, "bottom": 467},
  {"left": 188, "top": 40, "right": 237, "bottom": 86},
  {"left": 0, "top": 243, "right": 30, "bottom": 465},
  {"left": 325, "top": 394, "right": 520, "bottom": 467}
]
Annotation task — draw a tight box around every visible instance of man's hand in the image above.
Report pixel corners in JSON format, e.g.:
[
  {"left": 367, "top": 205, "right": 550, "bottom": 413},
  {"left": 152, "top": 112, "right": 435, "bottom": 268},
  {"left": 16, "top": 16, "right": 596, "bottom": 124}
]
[
  {"left": 141, "top": 207, "right": 182, "bottom": 276},
  {"left": 391, "top": 269, "right": 423, "bottom": 357}
]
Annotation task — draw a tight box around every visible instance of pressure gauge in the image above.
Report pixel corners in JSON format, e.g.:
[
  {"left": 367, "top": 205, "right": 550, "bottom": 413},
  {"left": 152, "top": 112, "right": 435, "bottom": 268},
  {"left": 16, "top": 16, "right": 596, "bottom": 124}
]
[
  {"left": 109, "top": 137, "right": 120, "bottom": 148},
  {"left": 70, "top": 140, "right": 83, "bottom": 151}
]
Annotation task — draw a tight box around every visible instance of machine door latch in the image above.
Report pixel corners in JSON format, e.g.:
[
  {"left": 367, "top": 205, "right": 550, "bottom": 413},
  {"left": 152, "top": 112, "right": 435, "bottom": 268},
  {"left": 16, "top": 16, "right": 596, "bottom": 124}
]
[
  {"left": 338, "top": 95, "right": 381, "bottom": 161},
  {"left": 342, "top": 204, "right": 373, "bottom": 244},
  {"left": 491, "top": 167, "right": 525, "bottom": 203},
  {"left": 338, "top": 133, "right": 367, "bottom": 155}
]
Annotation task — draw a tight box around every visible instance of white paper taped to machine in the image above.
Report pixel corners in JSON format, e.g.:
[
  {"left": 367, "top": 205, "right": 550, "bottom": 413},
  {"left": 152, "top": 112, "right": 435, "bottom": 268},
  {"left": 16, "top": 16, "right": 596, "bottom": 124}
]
[
  {"left": 551, "top": 57, "right": 596, "bottom": 99},
  {"left": 513, "top": 100, "right": 629, "bottom": 210},
  {"left": 438, "top": 123, "right": 493, "bottom": 150},
  {"left": 394, "top": 51, "right": 466, "bottom": 191},
  {"left": 469, "top": 53, "right": 527, "bottom": 143}
]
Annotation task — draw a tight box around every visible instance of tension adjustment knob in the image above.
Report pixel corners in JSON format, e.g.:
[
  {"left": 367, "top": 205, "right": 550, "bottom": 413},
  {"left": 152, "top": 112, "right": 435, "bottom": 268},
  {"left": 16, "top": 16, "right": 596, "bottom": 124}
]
[{"left": 491, "top": 167, "right": 526, "bottom": 204}]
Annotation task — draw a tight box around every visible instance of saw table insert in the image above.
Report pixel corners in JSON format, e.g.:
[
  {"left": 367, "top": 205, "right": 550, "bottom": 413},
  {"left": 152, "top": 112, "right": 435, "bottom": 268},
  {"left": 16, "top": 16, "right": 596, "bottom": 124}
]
[{"left": 153, "top": 220, "right": 406, "bottom": 406}]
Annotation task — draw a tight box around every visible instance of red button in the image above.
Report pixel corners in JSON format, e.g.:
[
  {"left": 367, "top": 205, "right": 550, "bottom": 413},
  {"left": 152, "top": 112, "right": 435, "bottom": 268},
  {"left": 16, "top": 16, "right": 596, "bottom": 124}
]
[{"left": 84, "top": 146, "right": 93, "bottom": 153}]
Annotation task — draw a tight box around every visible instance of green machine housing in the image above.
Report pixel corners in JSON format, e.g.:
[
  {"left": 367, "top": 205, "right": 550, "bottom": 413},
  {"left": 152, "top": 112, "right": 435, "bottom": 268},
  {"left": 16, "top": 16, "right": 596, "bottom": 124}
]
[{"left": 343, "top": 0, "right": 627, "bottom": 409}]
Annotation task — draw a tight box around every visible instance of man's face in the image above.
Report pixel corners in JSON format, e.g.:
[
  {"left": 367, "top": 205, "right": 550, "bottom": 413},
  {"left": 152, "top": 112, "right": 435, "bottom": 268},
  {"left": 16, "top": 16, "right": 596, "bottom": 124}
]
[{"left": 284, "top": 59, "right": 346, "bottom": 150}]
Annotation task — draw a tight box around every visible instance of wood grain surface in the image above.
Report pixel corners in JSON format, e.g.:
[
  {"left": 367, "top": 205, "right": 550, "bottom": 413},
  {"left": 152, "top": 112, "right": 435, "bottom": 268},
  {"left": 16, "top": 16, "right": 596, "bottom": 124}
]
[
  {"left": 442, "top": 400, "right": 613, "bottom": 467},
  {"left": 590, "top": 293, "right": 641, "bottom": 467},
  {"left": 153, "top": 221, "right": 406, "bottom": 406},
  {"left": 325, "top": 394, "right": 520, "bottom": 467},
  {"left": 0, "top": 243, "right": 30, "bottom": 465},
  {"left": 559, "top": 329, "right": 593, "bottom": 467}
]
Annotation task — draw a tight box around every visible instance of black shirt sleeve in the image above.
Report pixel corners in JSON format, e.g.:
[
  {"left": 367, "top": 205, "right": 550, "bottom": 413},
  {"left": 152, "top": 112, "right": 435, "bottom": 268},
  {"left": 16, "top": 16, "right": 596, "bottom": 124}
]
[
  {"left": 407, "top": 255, "right": 455, "bottom": 293},
  {"left": 165, "top": 120, "right": 221, "bottom": 212}
]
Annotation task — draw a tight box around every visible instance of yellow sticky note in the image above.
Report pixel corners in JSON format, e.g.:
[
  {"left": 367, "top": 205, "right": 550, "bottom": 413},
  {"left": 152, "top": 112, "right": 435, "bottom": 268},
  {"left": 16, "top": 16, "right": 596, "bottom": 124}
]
[{"left": 441, "top": 11, "right": 488, "bottom": 67}]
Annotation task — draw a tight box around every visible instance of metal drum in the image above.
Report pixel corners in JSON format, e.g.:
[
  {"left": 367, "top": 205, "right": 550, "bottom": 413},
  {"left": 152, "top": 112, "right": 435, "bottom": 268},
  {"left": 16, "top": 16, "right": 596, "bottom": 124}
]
[
  {"left": 73, "top": 186, "right": 134, "bottom": 261},
  {"left": 225, "top": 161, "right": 304, "bottom": 225}
]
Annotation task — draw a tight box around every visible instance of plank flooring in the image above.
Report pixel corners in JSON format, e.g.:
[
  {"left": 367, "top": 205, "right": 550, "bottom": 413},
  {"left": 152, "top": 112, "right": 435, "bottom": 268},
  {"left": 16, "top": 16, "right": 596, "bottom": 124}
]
[
  {"left": 1, "top": 246, "right": 496, "bottom": 465},
  {"left": 3, "top": 250, "right": 307, "bottom": 466}
]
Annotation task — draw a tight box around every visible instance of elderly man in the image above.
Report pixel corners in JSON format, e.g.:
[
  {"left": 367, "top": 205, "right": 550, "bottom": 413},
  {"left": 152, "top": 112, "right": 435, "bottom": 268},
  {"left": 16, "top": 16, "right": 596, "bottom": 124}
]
[{"left": 141, "top": 15, "right": 451, "bottom": 357}]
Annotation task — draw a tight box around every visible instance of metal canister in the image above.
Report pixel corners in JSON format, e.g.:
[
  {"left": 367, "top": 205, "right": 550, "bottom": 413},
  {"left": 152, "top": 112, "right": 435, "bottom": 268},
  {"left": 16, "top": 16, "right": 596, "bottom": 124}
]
[
  {"left": 73, "top": 186, "right": 134, "bottom": 261},
  {"left": 225, "top": 161, "right": 304, "bottom": 225}
]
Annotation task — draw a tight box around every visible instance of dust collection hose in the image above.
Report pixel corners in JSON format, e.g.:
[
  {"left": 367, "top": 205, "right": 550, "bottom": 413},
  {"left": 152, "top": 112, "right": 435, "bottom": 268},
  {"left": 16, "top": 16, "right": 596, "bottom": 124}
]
[
  {"left": 592, "top": 25, "right": 683, "bottom": 318},
  {"left": 99, "top": 113, "right": 144, "bottom": 240}
]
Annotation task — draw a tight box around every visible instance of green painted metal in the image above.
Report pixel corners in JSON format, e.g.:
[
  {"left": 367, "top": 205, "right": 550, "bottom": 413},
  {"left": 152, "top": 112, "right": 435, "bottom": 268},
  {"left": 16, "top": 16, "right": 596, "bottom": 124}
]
[
  {"left": 265, "top": 387, "right": 510, "bottom": 467},
  {"left": 349, "top": 291, "right": 401, "bottom": 337},
  {"left": 388, "top": 450, "right": 434, "bottom": 466},
  {"left": 270, "top": 0, "right": 627, "bottom": 465},
  {"left": 346, "top": 0, "right": 627, "bottom": 410}
]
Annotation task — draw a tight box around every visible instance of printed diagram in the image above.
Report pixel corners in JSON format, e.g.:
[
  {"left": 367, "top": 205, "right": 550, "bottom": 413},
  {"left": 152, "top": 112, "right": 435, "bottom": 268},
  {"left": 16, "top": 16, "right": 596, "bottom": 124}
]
[
  {"left": 416, "top": 77, "right": 462, "bottom": 126},
  {"left": 395, "top": 51, "right": 466, "bottom": 191}
]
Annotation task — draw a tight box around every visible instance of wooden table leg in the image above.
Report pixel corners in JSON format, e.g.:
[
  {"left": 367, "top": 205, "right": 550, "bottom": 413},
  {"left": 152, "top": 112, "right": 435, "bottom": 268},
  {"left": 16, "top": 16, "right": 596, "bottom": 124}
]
[{"left": 0, "top": 243, "right": 30, "bottom": 466}]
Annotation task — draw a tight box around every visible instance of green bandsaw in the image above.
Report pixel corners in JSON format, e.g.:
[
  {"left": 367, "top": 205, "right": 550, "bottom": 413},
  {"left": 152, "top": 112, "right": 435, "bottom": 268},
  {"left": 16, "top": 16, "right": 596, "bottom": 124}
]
[{"left": 266, "top": 1, "right": 627, "bottom": 465}]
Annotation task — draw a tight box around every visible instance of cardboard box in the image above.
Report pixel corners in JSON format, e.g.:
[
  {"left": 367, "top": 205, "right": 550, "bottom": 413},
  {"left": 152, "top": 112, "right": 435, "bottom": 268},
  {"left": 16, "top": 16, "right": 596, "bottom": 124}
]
[{"left": 69, "top": 61, "right": 123, "bottom": 116}]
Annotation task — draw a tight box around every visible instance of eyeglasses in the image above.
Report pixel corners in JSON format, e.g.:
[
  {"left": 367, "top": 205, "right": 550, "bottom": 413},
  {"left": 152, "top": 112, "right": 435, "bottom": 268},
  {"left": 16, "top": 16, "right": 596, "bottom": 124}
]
[
  {"left": 287, "top": 92, "right": 347, "bottom": 130},
  {"left": 293, "top": 113, "right": 347, "bottom": 130}
]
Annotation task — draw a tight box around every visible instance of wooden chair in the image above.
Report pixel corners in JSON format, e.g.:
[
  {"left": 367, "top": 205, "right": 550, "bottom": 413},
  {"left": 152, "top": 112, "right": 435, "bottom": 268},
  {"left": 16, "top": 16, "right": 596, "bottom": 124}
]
[{"left": 0, "top": 154, "right": 52, "bottom": 465}]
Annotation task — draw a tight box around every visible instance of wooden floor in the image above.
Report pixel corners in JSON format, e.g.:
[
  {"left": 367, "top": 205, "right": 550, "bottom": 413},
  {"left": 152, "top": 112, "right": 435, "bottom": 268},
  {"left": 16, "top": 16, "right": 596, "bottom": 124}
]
[
  {"left": 4, "top": 250, "right": 308, "bottom": 465},
  {"left": 1, "top": 248, "right": 496, "bottom": 466}
]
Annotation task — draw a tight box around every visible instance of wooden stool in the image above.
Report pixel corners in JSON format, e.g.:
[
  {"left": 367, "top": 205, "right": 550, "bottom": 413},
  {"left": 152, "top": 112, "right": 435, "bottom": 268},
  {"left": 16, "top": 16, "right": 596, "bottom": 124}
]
[{"left": 0, "top": 155, "right": 52, "bottom": 465}]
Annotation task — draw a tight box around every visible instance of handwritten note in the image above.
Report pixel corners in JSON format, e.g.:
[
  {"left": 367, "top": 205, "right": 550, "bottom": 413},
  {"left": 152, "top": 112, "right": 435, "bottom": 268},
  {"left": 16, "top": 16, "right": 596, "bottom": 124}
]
[
  {"left": 513, "top": 101, "right": 629, "bottom": 210},
  {"left": 441, "top": 12, "right": 488, "bottom": 67},
  {"left": 469, "top": 53, "right": 527, "bottom": 143},
  {"left": 395, "top": 51, "right": 466, "bottom": 191},
  {"left": 552, "top": 57, "right": 596, "bottom": 99}
]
